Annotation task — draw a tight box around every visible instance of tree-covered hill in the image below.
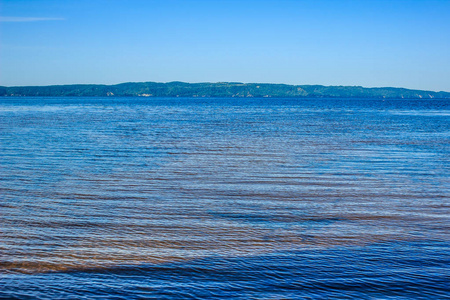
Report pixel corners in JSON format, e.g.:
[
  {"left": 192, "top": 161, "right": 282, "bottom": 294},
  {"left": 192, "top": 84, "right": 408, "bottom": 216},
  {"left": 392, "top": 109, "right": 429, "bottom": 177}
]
[{"left": 1, "top": 82, "right": 449, "bottom": 98}]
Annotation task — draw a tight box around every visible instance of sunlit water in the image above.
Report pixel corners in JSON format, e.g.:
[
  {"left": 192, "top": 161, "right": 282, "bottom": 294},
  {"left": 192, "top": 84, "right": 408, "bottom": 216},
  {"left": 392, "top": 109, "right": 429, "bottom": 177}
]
[{"left": 1, "top": 97, "right": 449, "bottom": 299}]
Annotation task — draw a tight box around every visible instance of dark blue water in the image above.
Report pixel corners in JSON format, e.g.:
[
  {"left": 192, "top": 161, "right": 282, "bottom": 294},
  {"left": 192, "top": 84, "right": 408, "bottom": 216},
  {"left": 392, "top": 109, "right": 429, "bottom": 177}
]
[{"left": 1, "top": 97, "right": 449, "bottom": 299}]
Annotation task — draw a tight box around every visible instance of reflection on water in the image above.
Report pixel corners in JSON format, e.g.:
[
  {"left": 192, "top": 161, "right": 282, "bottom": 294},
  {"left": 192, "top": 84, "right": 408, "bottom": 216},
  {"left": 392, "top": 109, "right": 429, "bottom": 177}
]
[{"left": 0, "top": 97, "right": 449, "bottom": 297}]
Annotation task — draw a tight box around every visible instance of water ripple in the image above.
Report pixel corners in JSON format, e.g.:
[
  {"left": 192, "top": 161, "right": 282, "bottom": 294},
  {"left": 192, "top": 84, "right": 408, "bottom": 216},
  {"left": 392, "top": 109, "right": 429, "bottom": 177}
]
[{"left": 1, "top": 97, "right": 449, "bottom": 298}]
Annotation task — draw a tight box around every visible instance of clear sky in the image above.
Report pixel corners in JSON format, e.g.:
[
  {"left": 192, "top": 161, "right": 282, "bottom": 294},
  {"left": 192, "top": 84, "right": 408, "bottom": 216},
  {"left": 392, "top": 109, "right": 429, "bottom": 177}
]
[{"left": 1, "top": 0, "right": 449, "bottom": 91}]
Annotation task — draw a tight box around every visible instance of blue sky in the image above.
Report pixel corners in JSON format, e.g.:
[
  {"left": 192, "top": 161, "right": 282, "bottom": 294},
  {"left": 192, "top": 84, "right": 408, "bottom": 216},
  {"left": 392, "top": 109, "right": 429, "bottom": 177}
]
[{"left": 1, "top": 0, "right": 449, "bottom": 91}]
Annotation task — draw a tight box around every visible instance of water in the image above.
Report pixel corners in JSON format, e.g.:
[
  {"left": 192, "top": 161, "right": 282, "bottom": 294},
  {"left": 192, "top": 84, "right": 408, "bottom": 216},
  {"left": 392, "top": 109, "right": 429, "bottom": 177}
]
[{"left": 1, "top": 97, "right": 449, "bottom": 299}]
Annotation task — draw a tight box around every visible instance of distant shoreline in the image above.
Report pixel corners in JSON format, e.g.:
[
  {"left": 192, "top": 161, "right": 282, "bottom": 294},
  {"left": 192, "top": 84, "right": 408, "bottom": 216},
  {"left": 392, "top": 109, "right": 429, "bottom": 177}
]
[{"left": 1, "top": 81, "right": 449, "bottom": 99}]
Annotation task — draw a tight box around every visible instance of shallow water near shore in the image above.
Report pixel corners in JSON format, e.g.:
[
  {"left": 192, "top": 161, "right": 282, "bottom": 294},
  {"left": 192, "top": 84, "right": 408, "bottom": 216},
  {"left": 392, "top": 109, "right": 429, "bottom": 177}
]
[{"left": 1, "top": 97, "right": 449, "bottom": 298}]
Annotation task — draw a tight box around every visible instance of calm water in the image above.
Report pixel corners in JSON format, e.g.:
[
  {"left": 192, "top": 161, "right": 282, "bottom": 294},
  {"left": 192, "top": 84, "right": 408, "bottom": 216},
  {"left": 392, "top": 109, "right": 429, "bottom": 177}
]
[{"left": 1, "top": 97, "right": 449, "bottom": 299}]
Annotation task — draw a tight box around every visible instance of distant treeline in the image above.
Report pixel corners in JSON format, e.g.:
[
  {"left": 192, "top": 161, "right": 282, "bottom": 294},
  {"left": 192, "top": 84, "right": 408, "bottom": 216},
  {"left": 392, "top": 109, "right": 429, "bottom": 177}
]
[{"left": 1, "top": 82, "right": 449, "bottom": 99}]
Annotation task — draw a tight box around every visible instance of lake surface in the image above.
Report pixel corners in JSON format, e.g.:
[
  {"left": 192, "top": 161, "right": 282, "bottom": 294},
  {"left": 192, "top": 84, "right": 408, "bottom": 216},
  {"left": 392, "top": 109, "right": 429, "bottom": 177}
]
[{"left": 1, "top": 97, "right": 449, "bottom": 299}]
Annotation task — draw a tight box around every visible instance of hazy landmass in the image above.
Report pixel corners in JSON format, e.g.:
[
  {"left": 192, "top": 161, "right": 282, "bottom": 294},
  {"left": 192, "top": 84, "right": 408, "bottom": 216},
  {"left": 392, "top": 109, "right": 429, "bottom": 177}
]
[{"left": 1, "top": 82, "right": 449, "bottom": 99}]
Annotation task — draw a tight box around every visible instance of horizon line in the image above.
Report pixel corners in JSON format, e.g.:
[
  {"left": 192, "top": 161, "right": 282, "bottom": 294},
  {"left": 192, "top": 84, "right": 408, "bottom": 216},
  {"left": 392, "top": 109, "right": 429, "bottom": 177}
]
[{"left": 1, "top": 81, "right": 449, "bottom": 93}]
